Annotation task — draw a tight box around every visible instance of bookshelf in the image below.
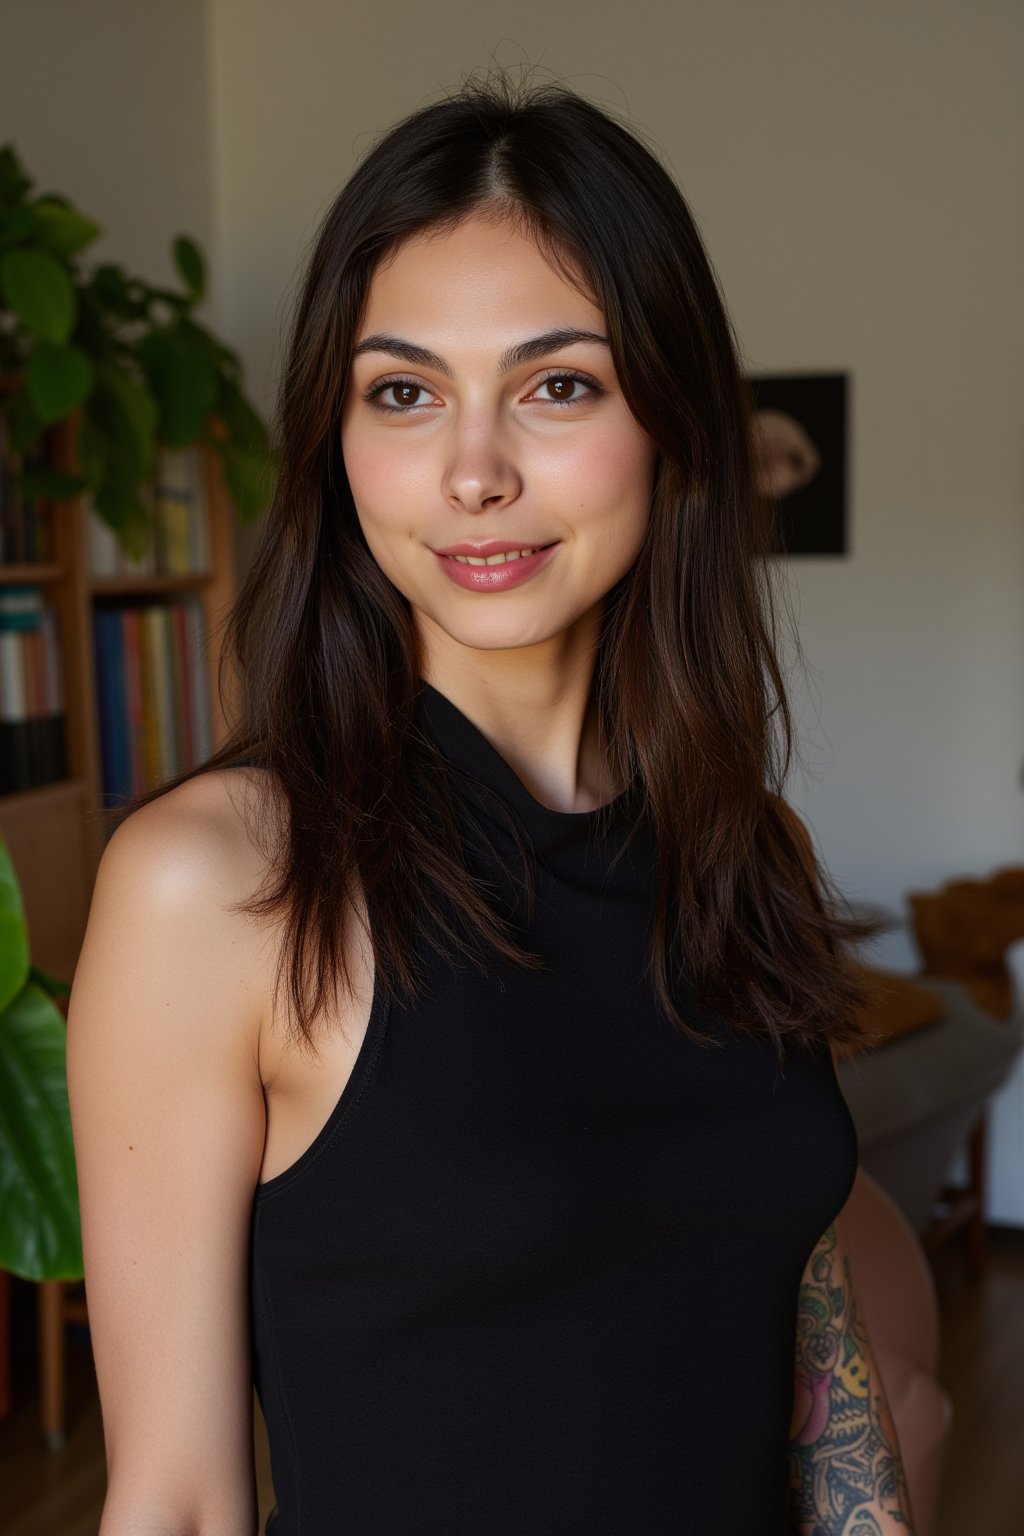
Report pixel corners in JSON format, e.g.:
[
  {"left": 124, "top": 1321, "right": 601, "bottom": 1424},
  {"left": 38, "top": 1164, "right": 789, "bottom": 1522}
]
[{"left": 0, "top": 382, "right": 240, "bottom": 984}]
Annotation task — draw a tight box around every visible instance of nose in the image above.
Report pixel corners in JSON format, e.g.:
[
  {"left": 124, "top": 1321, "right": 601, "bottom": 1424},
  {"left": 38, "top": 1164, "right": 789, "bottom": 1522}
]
[{"left": 441, "top": 412, "right": 523, "bottom": 514}]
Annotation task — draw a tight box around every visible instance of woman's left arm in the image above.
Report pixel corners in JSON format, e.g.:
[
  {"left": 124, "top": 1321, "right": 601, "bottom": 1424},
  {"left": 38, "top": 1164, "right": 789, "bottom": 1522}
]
[{"left": 786, "top": 1221, "right": 917, "bottom": 1534}]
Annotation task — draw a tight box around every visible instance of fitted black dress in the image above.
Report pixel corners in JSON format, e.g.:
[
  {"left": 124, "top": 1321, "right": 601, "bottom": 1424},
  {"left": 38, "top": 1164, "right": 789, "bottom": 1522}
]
[{"left": 248, "top": 679, "right": 858, "bottom": 1534}]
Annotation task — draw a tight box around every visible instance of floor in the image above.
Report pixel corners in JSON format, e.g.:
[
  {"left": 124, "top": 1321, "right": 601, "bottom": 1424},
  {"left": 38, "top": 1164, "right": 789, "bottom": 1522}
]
[{"left": 2, "top": 1226, "right": 1023, "bottom": 1535}]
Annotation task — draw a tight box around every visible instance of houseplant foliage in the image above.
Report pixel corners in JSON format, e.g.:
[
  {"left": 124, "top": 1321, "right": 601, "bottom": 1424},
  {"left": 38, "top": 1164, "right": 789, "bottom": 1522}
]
[
  {"left": 0, "top": 836, "right": 81, "bottom": 1281},
  {"left": 0, "top": 143, "right": 275, "bottom": 559}
]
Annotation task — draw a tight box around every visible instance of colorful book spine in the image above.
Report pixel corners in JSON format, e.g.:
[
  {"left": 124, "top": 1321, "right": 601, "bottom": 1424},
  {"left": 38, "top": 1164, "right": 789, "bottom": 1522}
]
[
  {"left": 0, "top": 584, "right": 67, "bottom": 793},
  {"left": 91, "top": 596, "right": 214, "bottom": 805},
  {"left": 122, "top": 609, "right": 145, "bottom": 797}
]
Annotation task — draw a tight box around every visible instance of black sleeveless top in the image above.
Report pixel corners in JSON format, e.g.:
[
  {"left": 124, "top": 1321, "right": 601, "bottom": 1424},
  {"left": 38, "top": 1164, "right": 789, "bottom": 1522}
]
[{"left": 248, "top": 680, "right": 858, "bottom": 1534}]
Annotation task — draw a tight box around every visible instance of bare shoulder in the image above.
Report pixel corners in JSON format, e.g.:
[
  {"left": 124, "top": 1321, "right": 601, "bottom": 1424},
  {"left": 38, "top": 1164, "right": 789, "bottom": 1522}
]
[
  {"left": 92, "top": 766, "right": 284, "bottom": 1036},
  {"left": 66, "top": 766, "right": 290, "bottom": 1530},
  {"left": 99, "top": 763, "right": 282, "bottom": 908}
]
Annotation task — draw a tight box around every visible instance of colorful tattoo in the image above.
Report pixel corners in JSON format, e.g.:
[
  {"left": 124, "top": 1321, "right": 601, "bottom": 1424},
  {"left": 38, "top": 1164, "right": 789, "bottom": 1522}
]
[{"left": 786, "top": 1224, "right": 915, "bottom": 1534}]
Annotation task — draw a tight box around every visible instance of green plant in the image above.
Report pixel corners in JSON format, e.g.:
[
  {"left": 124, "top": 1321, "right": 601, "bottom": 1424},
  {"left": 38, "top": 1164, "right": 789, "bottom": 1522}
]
[
  {"left": 0, "top": 836, "right": 81, "bottom": 1281},
  {"left": 0, "top": 143, "right": 275, "bottom": 560}
]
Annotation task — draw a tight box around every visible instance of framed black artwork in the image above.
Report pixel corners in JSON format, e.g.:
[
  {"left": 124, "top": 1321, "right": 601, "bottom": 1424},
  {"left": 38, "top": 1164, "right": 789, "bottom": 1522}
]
[{"left": 746, "top": 372, "right": 850, "bottom": 556}]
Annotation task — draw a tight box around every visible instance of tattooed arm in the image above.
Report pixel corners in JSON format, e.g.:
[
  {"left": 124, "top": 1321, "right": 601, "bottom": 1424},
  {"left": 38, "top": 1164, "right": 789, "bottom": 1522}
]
[{"left": 786, "top": 1221, "right": 916, "bottom": 1535}]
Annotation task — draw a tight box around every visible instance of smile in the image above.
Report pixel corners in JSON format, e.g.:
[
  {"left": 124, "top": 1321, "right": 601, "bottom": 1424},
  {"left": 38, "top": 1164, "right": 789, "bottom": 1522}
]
[
  {"left": 432, "top": 542, "right": 560, "bottom": 591},
  {"left": 447, "top": 548, "right": 544, "bottom": 566}
]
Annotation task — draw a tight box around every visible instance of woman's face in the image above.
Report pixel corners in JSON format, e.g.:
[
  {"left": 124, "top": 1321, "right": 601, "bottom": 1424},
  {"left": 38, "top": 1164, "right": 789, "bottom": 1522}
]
[{"left": 340, "top": 211, "right": 657, "bottom": 669}]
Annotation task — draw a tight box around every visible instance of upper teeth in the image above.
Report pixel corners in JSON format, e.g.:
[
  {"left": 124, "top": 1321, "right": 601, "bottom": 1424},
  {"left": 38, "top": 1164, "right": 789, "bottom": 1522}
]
[{"left": 449, "top": 548, "right": 541, "bottom": 565}]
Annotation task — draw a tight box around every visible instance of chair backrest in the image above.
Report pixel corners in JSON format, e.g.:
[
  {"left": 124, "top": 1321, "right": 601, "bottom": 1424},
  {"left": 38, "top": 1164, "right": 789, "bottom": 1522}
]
[{"left": 907, "top": 868, "right": 1024, "bottom": 1019}]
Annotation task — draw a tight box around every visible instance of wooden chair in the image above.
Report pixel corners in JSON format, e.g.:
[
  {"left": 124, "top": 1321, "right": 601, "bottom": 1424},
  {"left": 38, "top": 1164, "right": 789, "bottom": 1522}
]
[
  {"left": 0, "top": 1271, "right": 88, "bottom": 1450},
  {"left": 37, "top": 1279, "right": 89, "bottom": 1450}
]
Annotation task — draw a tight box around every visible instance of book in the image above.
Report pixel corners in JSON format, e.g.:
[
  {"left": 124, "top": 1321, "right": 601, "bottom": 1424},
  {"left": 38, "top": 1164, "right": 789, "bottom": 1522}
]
[
  {"left": 91, "top": 596, "right": 213, "bottom": 804},
  {"left": 0, "top": 585, "right": 67, "bottom": 792}
]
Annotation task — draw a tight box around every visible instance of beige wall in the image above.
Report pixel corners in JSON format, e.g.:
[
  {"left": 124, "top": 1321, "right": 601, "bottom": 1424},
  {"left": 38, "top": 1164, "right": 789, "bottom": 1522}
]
[{"left": 0, "top": 0, "right": 212, "bottom": 286}]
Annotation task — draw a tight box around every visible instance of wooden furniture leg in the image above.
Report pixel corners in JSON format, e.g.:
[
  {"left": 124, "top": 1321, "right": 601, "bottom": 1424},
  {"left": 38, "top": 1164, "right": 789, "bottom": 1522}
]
[
  {"left": 921, "top": 1108, "right": 991, "bottom": 1281},
  {"left": 965, "top": 1110, "right": 989, "bottom": 1280},
  {"left": 38, "top": 1279, "right": 67, "bottom": 1450}
]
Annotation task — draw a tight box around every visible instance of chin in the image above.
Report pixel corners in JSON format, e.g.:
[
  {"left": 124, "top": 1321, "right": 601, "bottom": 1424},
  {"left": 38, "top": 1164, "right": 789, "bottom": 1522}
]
[{"left": 420, "top": 609, "right": 569, "bottom": 654}]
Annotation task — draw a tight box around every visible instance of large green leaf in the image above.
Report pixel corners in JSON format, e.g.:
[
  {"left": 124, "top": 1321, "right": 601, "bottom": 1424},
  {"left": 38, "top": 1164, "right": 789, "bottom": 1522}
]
[
  {"left": 173, "top": 234, "right": 205, "bottom": 300},
  {"left": 91, "top": 263, "right": 135, "bottom": 317},
  {"left": 141, "top": 328, "right": 217, "bottom": 445},
  {"left": 90, "top": 361, "right": 158, "bottom": 480},
  {"left": 16, "top": 466, "right": 90, "bottom": 501},
  {"left": 0, "top": 145, "right": 33, "bottom": 211},
  {"left": 0, "top": 206, "right": 36, "bottom": 244},
  {"left": 32, "top": 197, "right": 101, "bottom": 259},
  {"left": 94, "top": 475, "right": 153, "bottom": 563},
  {"left": 28, "top": 964, "right": 72, "bottom": 999},
  {"left": 0, "top": 840, "right": 28, "bottom": 1014},
  {"left": 220, "top": 441, "right": 276, "bottom": 523},
  {"left": 176, "top": 317, "right": 240, "bottom": 383},
  {"left": 1, "top": 387, "right": 43, "bottom": 456},
  {"left": 27, "top": 340, "right": 94, "bottom": 424},
  {"left": 0, "top": 980, "right": 82, "bottom": 1280},
  {"left": 0, "top": 246, "right": 76, "bottom": 343},
  {"left": 216, "top": 374, "right": 270, "bottom": 457}
]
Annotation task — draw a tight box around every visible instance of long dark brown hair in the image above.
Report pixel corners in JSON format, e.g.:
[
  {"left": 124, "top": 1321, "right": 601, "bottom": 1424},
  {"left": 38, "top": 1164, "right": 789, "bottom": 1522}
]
[{"left": 104, "top": 66, "right": 891, "bottom": 1061}]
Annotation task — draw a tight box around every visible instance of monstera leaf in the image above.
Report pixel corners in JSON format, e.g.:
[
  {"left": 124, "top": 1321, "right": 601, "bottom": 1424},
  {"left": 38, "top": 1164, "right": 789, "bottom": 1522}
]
[{"left": 0, "top": 839, "right": 82, "bottom": 1281}]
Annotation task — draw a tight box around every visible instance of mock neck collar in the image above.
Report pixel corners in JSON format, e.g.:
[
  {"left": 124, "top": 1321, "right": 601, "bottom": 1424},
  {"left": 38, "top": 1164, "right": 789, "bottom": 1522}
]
[{"left": 414, "top": 679, "right": 644, "bottom": 860}]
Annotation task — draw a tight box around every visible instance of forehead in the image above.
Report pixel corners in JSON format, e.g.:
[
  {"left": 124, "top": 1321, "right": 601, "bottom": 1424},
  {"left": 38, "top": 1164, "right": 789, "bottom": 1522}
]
[{"left": 358, "top": 214, "right": 604, "bottom": 341}]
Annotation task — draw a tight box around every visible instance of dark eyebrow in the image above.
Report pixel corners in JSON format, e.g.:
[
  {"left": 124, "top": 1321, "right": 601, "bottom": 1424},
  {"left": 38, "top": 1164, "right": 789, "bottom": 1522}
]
[{"left": 349, "top": 327, "right": 610, "bottom": 378}]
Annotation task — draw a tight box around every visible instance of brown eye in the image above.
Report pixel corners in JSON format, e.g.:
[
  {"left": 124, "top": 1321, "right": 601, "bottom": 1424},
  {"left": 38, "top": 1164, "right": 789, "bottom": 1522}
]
[
  {"left": 365, "top": 378, "right": 429, "bottom": 412},
  {"left": 533, "top": 371, "right": 603, "bottom": 408},
  {"left": 545, "top": 377, "right": 577, "bottom": 401}
]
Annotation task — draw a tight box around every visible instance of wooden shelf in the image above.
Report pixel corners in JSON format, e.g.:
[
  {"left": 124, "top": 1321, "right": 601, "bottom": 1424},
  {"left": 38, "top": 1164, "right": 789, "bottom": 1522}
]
[
  {"left": 0, "top": 410, "right": 239, "bottom": 980},
  {"left": 0, "top": 563, "right": 67, "bottom": 586},
  {"left": 90, "top": 571, "right": 216, "bottom": 596},
  {"left": 0, "top": 776, "right": 88, "bottom": 813}
]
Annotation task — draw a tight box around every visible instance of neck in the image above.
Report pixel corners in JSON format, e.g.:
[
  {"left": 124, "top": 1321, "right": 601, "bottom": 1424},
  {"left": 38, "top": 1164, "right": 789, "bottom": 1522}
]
[{"left": 418, "top": 664, "right": 617, "bottom": 818}]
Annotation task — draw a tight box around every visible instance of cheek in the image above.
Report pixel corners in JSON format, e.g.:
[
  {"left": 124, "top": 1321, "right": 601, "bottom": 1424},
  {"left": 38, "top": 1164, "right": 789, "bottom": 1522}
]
[
  {"left": 575, "top": 432, "right": 655, "bottom": 555},
  {"left": 343, "top": 436, "right": 422, "bottom": 534}
]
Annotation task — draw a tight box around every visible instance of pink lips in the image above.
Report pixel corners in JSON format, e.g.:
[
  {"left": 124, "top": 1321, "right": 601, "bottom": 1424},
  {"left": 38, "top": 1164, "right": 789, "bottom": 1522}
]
[{"left": 432, "top": 541, "right": 559, "bottom": 591}]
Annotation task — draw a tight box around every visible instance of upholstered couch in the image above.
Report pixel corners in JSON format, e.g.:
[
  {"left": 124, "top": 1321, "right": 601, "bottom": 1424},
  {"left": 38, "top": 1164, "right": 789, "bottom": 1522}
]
[{"left": 837, "top": 968, "right": 1023, "bottom": 1234}]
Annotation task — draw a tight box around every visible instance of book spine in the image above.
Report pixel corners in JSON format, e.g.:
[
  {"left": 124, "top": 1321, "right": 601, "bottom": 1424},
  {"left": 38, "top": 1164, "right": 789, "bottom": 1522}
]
[
  {"left": 0, "top": 586, "right": 66, "bottom": 790},
  {"left": 186, "top": 599, "right": 213, "bottom": 761},
  {"left": 153, "top": 605, "right": 177, "bottom": 778},
  {"left": 87, "top": 494, "right": 121, "bottom": 578},
  {"left": 93, "top": 610, "right": 117, "bottom": 806},
  {"left": 122, "top": 609, "right": 146, "bottom": 797},
  {"left": 155, "top": 447, "right": 198, "bottom": 576},
  {"left": 0, "top": 629, "right": 30, "bottom": 793},
  {"left": 170, "top": 601, "right": 194, "bottom": 770}
]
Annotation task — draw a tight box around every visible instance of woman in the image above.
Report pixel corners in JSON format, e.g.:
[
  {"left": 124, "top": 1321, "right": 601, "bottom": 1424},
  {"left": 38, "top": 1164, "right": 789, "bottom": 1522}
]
[{"left": 67, "top": 70, "right": 915, "bottom": 1536}]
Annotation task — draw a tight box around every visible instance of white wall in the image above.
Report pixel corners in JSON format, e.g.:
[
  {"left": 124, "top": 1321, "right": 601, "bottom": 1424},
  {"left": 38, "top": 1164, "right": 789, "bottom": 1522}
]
[{"left": 0, "top": 0, "right": 212, "bottom": 286}]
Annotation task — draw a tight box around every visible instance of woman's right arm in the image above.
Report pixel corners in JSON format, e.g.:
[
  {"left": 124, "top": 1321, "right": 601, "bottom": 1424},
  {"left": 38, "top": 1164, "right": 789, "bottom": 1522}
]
[{"left": 66, "top": 780, "right": 269, "bottom": 1536}]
